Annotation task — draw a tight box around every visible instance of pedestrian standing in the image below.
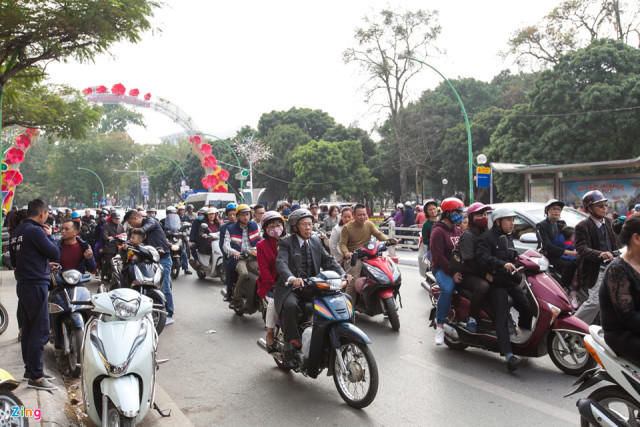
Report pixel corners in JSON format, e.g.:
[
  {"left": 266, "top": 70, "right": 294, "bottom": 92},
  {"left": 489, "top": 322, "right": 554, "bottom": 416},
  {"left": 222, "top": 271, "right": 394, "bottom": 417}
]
[{"left": 9, "top": 199, "right": 60, "bottom": 390}]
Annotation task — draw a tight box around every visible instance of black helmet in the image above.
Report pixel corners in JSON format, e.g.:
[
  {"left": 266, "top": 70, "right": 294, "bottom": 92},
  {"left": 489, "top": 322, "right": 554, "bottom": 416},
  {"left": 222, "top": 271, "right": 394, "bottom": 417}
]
[
  {"left": 544, "top": 199, "right": 565, "bottom": 215},
  {"left": 582, "top": 190, "right": 608, "bottom": 210}
]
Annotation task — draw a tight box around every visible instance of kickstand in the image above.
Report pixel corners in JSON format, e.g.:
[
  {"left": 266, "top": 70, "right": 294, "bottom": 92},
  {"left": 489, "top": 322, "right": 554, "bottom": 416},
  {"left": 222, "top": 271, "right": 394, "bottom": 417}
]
[{"left": 153, "top": 402, "right": 171, "bottom": 418}]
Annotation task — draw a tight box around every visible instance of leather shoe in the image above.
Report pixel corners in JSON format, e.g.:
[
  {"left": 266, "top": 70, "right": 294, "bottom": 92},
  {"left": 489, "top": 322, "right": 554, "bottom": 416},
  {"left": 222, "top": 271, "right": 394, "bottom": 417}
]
[
  {"left": 507, "top": 355, "right": 522, "bottom": 372},
  {"left": 184, "top": 270, "right": 192, "bottom": 275}
]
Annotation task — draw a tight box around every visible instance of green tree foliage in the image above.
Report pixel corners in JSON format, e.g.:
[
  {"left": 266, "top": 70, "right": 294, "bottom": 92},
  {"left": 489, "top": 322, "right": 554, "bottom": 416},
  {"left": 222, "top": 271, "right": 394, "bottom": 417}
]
[
  {"left": 99, "top": 104, "right": 145, "bottom": 133},
  {"left": 258, "top": 108, "right": 334, "bottom": 140}
]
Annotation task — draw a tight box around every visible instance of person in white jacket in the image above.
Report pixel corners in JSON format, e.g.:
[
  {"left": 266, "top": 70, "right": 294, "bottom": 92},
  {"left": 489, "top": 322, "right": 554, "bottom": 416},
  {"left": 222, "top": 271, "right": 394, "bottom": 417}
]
[{"left": 329, "top": 206, "right": 353, "bottom": 265}]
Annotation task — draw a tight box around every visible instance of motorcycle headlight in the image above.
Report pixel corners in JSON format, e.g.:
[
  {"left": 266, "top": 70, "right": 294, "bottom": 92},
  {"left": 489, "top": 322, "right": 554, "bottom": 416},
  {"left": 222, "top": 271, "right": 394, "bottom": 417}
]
[
  {"left": 327, "top": 278, "right": 345, "bottom": 291},
  {"left": 110, "top": 294, "right": 141, "bottom": 319},
  {"left": 366, "top": 265, "right": 391, "bottom": 284},
  {"left": 62, "top": 270, "right": 81, "bottom": 285},
  {"left": 171, "top": 244, "right": 180, "bottom": 251}
]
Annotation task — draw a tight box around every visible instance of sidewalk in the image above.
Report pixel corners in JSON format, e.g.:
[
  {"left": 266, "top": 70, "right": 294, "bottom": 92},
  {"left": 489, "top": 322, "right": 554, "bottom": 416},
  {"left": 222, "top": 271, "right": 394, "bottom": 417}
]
[{"left": 0, "top": 270, "right": 71, "bottom": 426}]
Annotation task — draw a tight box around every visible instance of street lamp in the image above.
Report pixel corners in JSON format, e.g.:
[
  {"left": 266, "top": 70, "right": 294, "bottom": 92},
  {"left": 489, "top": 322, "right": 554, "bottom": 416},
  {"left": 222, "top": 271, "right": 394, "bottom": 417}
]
[
  {"left": 399, "top": 53, "right": 474, "bottom": 203},
  {"left": 77, "top": 167, "right": 105, "bottom": 204},
  {"left": 442, "top": 178, "right": 448, "bottom": 198}
]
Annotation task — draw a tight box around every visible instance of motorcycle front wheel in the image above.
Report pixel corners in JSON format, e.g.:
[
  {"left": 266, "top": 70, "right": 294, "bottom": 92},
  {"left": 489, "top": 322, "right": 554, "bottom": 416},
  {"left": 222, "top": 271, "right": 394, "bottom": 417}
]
[
  {"left": 332, "top": 342, "right": 379, "bottom": 409},
  {"left": 383, "top": 297, "right": 400, "bottom": 331},
  {"left": 106, "top": 398, "right": 135, "bottom": 427},
  {"left": 0, "top": 390, "right": 28, "bottom": 426},
  {"left": 0, "top": 302, "right": 8, "bottom": 335},
  {"left": 547, "top": 331, "right": 596, "bottom": 376},
  {"left": 580, "top": 385, "right": 640, "bottom": 426},
  {"left": 67, "top": 326, "right": 83, "bottom": 378},
  {"left": 171, "top": 263, "right": 180, "bottom": 280}
]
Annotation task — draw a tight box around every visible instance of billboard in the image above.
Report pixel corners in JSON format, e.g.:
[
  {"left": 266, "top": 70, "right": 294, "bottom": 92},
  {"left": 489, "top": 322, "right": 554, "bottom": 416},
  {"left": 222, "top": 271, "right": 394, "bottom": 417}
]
[{"left": 562, "top": 177, "right": 640, "bottom": 214}]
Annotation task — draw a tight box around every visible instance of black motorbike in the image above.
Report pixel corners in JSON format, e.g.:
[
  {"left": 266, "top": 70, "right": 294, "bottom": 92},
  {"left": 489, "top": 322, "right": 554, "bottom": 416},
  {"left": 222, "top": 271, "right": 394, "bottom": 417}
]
[
  {"left": 48, "top": 263, "right": 92, "bottom": 377},
  {"left": 166, "top": 222, "right": 190, "bottom": 280},
  {"left": 221, "top": 249, "right": 261, "bottom": 316},
  {"left": 110, "top": 237, "right": 168, "bottom": 335},
  {"left": 257, "top": 270, "right": 379, "bottom": 409}
]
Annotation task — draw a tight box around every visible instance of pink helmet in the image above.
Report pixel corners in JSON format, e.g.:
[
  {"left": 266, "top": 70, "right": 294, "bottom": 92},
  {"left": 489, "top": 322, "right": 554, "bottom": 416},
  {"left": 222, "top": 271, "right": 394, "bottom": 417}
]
[{"left": 466, "top": 202, "right": 492, "bottom": 218}]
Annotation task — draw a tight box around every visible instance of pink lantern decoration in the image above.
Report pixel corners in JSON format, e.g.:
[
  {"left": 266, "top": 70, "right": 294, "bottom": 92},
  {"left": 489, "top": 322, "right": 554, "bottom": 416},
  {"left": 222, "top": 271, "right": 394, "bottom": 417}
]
[
  {"left": 111, "top": 83, "right": 126, "bottom": 95},
  {"left": 192, "top": 135, "right": 201, "bottom": 144},
  {"left": 96, "top": 85, "right": 108, "bottom": 94},
  {"left": 25, "top": 128, "right": 38, "bottom": 136},
  {"left": 200, "top": 143, "right": 212, "bottom": 155},
  {"left": 213, "top": 183, "right": 227, "bottom": 193},
  {"left": 202, "top": 155, "right": 217, "bottom": 168},
  {"left": 2, "top": 170, "right": 23, "bottom": 186},
  {"left": 15, "top": 133, "right": 31, "bottom": 148},
  {"left": 201, "top": 174, "right": 219, "bottom": 189},
  {"left": 82, "top": 87, "right": 93, "bottom": 95},
  {"left": 218, "top": 169, "right": 230, "bottom": 181},
  {"left": 144, "top": 93, "right": 152, "bottom": 101},
  {"left": 129, "top": 88, "right": 140, "bottom": 97},
  {"left": 5, "top": 148, "right": 25, "bottom": 164},
  {"left": 212, "top": 166, "right": 221, "bottom": 175}
]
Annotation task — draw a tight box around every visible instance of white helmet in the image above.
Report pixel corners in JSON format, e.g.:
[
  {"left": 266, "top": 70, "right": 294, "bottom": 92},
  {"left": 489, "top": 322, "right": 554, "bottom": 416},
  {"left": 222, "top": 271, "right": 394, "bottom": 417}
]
[
  {"left": 396, "top": 203, "right": 404, "bottom": 209},
  {"left": 166, "top": 206, "right": 177, "bottom": 214}
]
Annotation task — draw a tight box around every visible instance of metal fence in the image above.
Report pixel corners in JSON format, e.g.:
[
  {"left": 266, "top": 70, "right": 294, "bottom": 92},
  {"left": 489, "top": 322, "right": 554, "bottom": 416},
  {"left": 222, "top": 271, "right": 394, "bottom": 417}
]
[{"left": 378, "top": 222, "right": 420, "bottom": 256}]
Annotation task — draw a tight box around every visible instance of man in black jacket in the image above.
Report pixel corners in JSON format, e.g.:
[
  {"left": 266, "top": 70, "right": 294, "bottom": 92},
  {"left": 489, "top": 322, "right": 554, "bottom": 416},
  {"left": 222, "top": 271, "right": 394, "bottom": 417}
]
[
  {"left": 275, "top": 209, "right": 344, "bottom": 367},
  {"left": 536, "top": 200, "right": 577, "bottom": 292},
  {"left": 9, "top": 199, "right": 60, "bottom": 390},
  {"left": 575, "top": 191, "right": 620, "bottom": 324}
]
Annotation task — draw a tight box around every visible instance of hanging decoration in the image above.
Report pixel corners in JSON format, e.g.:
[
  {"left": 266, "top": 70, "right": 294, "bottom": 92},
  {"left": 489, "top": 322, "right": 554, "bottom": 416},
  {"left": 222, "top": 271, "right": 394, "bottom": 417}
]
[
  {"left": 5, "top": 148, "right": 25, "bottom": 164},
  {"left": 199, "top": 143, "right": 212, "bottom": 155},
  {"left": 202, "top": 155, "right": 217, "bottom": 168},
  {"left": 111, "top": 83, "right": 126, "bottom": 95},
  {"left": 2, "top": 128, "right": 40, "bottom": 211}
]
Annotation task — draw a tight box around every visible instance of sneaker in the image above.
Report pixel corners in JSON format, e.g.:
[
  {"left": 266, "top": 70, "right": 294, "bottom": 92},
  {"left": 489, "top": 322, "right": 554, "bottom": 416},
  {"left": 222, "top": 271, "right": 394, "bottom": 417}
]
[
  {"left": 184, "top": 270, "right": 192, "bottom": 275},
  {"left": 23, "top": 372, "right": 55, "bottom": 382},
  {"left": 434, "top": 327, "right": 445, "bottom": 345},
  {"left": 507, "top": 355, "right": 522, "bottom": 372},
  {"left": 165, "top": 317, "right": 175, "bottom": 326},
  {"left": 27, "top": 378, "right": 57, "bottom": 391},
  {"left": 466, "top": 317, "right": 478, "bottom": 333}
]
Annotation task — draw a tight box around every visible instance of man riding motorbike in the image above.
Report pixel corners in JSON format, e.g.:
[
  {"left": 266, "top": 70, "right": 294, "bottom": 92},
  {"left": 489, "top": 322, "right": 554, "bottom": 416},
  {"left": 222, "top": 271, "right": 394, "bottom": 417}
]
[
  {"left": 275, "top": 208, "right": 345, "bottom": 368},
  {"left": 101, "top": 212, "right": 124, "bottom": 279},
  {"left": 163, "top": 206, "right": 191, "bottom": 275},
  {"left": 219, "top": 203, "right": 237, "bottom": 301},
  {"left": 189, "top": 207, "right": 208, "bottom": 261},
  {"left": 223, "top": 204, "right": 261, "bottom": 309}
]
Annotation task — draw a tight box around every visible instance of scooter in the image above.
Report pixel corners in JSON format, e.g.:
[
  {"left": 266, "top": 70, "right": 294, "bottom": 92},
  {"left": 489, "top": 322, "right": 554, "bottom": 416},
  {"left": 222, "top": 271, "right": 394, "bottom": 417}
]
[
  {"left": 48, "top": 264, "right": 92, "bottom": 377},
  {"left": 257, "top": 270, "right": 379, "bottom": 409},
  {"left": 75, "top": 288, "right": 161, "bottom": 426},
  {"left": 423, "top": 247, "right": 595, "bottom": 376},
  {"left": 222, "top": 249, "right": 261, "bottom": 316},
  {"left": 167, "top": 221, "right": 191, "bottom": 280},
  {"left": 566, "top": 325, "right": 640, "bottom": 426},
  {"left": 0, "top": 368, "right": 28, "bottom": 426},
  {"left": 193, "top": 223, "right": 224, "bottom": 281},
  {"left": 110, "top": 237, "right": 167, "bottom": 336},
  {"left": 350, "top": 240, "right": 402, "bottom": 331}
]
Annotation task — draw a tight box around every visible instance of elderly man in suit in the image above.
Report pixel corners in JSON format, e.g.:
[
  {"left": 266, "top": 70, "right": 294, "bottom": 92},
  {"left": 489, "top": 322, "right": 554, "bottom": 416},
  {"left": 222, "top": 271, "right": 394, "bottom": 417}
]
[
  {"left": 575, "top": 190, "right": 620, "bottom": 324},
  {"left": 275, "top": 208, "right": 346, "bottom": 368}
]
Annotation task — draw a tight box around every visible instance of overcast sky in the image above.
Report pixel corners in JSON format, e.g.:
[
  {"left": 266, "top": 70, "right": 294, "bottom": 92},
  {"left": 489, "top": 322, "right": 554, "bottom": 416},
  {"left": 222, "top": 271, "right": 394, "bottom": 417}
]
[{"left": 47, "top": 0, "right": 559, "bottom": 143}]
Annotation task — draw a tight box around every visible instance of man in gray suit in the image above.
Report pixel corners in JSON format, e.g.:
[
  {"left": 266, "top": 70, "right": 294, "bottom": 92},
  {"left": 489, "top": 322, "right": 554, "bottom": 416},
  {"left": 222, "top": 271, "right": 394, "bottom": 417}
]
[{"left": 275, "top": 209, "right": 345, "bottom": 367}]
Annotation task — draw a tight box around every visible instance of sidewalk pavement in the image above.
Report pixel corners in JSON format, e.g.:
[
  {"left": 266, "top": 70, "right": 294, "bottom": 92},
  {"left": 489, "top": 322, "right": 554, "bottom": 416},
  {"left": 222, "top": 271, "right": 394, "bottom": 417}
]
[{"left": 394, "top": 248, "right": 419, "bottom": 266}]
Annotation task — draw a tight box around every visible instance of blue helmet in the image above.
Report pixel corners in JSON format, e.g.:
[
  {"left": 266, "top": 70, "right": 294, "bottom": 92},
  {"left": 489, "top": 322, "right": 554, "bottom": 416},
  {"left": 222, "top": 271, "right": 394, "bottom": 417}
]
[
  {"left": 225, "top": 203, "right": 237, "bottom": 213},
  {"left": 71, "top": 212, "right": 81, "bottom": 219}
]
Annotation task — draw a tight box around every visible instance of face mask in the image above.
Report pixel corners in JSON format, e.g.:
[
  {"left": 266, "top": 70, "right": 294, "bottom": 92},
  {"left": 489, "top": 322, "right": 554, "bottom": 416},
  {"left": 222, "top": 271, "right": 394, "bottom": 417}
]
[
  {"left": 197, "top": 215, "right": 204, "bottom": 221},
  {"left": 473, "top": 217, "right": 488, "bottom": 228},
  {"left": 450, "top": 213, "right": 463, "bottom": 225},
  {"left": 267, "top": 226, "right": 283, "bottom": 238}
]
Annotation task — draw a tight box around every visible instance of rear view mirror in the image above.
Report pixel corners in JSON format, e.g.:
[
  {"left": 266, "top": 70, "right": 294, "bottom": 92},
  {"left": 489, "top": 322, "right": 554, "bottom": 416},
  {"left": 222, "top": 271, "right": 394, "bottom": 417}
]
[{"left": 520, "top": 232, "right": 538, "bottom": 244}]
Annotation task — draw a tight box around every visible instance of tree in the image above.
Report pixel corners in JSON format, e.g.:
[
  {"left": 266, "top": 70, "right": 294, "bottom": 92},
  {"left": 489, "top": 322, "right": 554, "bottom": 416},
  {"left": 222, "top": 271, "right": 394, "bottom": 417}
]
[
  {"left": 344, "top": 8, "right": 442, "bottom": 198},
  {"left": 99, "top": 104, "right": 145, "bottom": 133},
  {"left": 257, "top": 107, "right": 335, "bottom": 141},
  {"left": 506, "top": 0, "right": 640, "bottom": 69}
]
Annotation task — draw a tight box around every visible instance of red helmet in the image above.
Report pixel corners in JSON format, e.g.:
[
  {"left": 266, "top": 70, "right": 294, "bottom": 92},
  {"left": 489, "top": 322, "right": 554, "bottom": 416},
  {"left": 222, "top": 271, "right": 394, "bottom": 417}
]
[{"left": 441, "top": 197, "right": 465, "bottom": 213}]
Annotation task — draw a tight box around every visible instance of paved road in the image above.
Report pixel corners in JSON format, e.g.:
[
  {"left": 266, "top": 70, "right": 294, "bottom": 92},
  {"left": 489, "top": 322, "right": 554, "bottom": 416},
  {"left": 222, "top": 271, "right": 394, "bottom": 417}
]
[{"left": 153, "top": 264, "right": 581, "bottom": 426}]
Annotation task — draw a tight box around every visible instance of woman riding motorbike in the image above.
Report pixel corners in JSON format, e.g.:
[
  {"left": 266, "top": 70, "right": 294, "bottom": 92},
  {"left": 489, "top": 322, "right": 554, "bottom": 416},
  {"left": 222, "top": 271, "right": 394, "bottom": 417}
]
[
  {"left": 328, "top": 206, "right": 353, "bottom": 266},
  {"left": 257, "top": 211, "right": 287, "bottom": 352},
  {"left": 430, "top": 197, "right": 464, "bottom": 346}
]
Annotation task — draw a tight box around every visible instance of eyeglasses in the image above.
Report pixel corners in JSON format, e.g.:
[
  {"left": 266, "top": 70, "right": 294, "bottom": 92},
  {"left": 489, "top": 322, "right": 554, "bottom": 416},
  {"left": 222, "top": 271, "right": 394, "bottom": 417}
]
[{"left": 297, "top": 221, "right": 313, "bottom": 228}]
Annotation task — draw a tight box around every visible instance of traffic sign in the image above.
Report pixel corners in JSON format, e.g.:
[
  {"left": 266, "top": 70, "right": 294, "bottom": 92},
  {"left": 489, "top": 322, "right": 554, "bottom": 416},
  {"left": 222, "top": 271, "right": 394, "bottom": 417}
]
[{"left": 477, "top": 166, "right": 491, "bottom": 188}]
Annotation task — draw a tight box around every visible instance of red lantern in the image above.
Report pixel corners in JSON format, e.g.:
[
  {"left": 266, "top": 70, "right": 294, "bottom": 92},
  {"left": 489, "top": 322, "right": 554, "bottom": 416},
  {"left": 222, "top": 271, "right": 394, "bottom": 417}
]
[
  {"left": 15, "top": 133, "right": 31, "bottom": 148},
  {"left": 144, "top": 93, "right": 152, "bottom": 101},
  {"left": 96, "top": 85, "right": 108, "bottom": 94},
  {"left": 201, "top": 174, "right": 219, "bottom": 189},
  {"left": 111, "top": 83, "right": 126, "bottom": 95},
  {"left": 200, "top": 143, "right": 212, "bottom": 155},
  {"left": 193, "top": 135, "right": 201, "bottom": 144},
  {"left": 129, "top": 88, "right": 140, "bottom": 97},
  {"left": 25, "top": 128, "right": 38, "bottom": 136},
  {"left": 212, "top": 166, "right": 222, "bottom": 175},
  {"left": 202, "top": 155, "right": 217, "bottom": 168},
  {"left": 82, "top": 87, "right": 93, "bottom": 95},
  {"left": 218, "top": 169, "right": 230, "bottom": 181},
  {"left": 213, "top": 183, "right": 227, "bottom": 193},
  {"left": 5, "top": 148, "right": 25, "bottom": 164},
  {"left": 2, "top": 170, "right": 23, "bottom": 186}
]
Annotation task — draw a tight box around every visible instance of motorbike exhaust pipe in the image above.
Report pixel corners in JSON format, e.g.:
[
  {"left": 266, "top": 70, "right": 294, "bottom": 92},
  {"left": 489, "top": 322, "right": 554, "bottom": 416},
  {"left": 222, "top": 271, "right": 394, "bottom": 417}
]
[
  {"left": 257, "top": 338, "right": 268, "bottom": 352},
  {"left": 420, "top": 281, "right": 431, "bottom": 292},
  {"left": 577, "top": 398, "right": 626, "bottom": 427}
]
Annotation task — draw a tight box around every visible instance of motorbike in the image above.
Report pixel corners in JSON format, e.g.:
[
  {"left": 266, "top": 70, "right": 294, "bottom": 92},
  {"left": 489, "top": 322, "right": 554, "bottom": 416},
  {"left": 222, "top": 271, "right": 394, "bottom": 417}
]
[
  {"left": 566, "top": 325, "right": 640, "bottom": 426},
  {"left": 75, "top": 288, "right": 161, "bottom": 426},
  {"left": 0, "top": 300, "right": 8, "bottom": 336},
  {"left": 110, "top": 236, "right": 168, "bottom": 336},
  {"left": 166, "top": 223, "right": 190, "bottom": 280},
  {"left": 221, "top": 248, "right": 261, "bottom": 316},
  {"left": 192, "top": 223, "right": 224, "bottom": 281},
  {"left": 350, "top": 240, "right": 402, "bottom": 331},
  {"left": 423, "top": 247, "right": 595, "bottom": 376},
  {"left": 48, "top": 263, "right": 92, "bottom": 377},
  {"left": 0, "top": 368, "right": 28, "bottom": 427},
  {"left": 257, "top": 270, "right": 379, "bottom": 409}
]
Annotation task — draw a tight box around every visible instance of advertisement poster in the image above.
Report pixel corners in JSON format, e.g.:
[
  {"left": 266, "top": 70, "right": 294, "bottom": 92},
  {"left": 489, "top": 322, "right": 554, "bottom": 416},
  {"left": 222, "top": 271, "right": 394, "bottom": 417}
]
[
  {"left": 530, "top": 182, "right": 554, "bottom": 203},
  {"left": 562, "top": 178, "right": 640, "bottom": 214}
]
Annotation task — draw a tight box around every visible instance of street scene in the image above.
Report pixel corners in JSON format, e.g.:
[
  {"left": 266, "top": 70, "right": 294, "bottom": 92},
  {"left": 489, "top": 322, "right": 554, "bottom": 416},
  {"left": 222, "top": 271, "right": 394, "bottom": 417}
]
[{"left": 2, "top": 0, "right": 640, "bottom": 426}]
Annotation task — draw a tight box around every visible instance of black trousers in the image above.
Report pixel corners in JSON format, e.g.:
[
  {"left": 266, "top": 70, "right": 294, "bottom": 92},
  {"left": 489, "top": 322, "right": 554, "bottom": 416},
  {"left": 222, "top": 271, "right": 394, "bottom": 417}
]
[
  {"left": 281, "top": 292, "right": 303, "bottom": 343},
  {"left": 457, "top": 275, "right": 490, "bottom": 320},
  {"left": 17, "top": 282, "right": 50, "bottom": 379},
  {"left": 490, "top": 285, "right": 535, "bottom": 356},
  {"left": 549, "top": 257, "right": 577, "bottom": 289}
]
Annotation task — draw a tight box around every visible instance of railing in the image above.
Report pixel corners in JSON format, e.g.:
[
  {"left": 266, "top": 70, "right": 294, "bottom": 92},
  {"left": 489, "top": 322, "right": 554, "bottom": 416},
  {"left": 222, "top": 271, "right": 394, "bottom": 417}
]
[{"left": 378, "top": 222, "right": 420, "bottom": 256}]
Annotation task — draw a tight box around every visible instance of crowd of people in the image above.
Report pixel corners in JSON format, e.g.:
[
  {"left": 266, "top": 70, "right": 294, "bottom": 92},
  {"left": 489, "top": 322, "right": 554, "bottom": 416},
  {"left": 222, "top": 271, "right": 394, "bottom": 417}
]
[{"left": 4, "top": 189, "right": 640, "bottom": 389}]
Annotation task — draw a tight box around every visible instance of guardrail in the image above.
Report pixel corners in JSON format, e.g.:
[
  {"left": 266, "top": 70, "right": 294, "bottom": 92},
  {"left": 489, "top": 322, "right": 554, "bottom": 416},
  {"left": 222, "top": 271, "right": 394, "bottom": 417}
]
[{"left": 378, "top": 222, "right": 420, "bottom": 255}]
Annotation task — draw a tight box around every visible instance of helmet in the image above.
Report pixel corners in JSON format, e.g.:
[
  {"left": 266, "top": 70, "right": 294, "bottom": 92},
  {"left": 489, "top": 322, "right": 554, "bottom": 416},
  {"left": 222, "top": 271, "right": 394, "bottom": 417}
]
[
  {"left": 235, "top": 204, "right": 251, "bottom": 215},
  {"left": 467, "top": 202, "right": 491, "bottom": 218},
  {"left": 225, "top": 203, "right": 237, "bottom": 213},
  {"left": 147, "top": 207, "right": 157, "bottom": 213},
  {"left": 166, "top": 206, "right": 177, "bottom": 213},
  {"left": 634, "top": 204, "right": 640, "bottom": 211},
  {"left": 207, "top": 207, "right": 218, "bottom": 215},
  {"left": 440, "top": 197, "right": 465, "bottom": 213},
  {"left": 187, "top": 204, "right": 194, "bottom": 209},
  {"left": 582, "top": 190, "right": 607, "bottom": 210},
  {"left": 396, "top": 203, "right": 404, "bottom": 209},
  {"left": 492, "top": 208, "right": 516, "bottom": 222},
  {"left": 291, "top": 204, "right": 301, "bottom": 211},
  {"left": 198, "top": 207, "right": 208, "bottom": 214},
  {"left": 177, "top": 205, "right": 185, "bottom": 211},
  {"left": 71, "top": 212, "right": 80, "bottom": 219},
  {"left": 544, "top": 199, "right": 565, "bottom": 215},
  {"left": 100, "top": 209, "right": 109, "bottom": 216},
  {"left": 262, "top": 210, "right": 284, "bottom": 226},
  {"left": 110, "top": 212, "right": 121, "bottom": 219},
  {"left": 287, "top": 208, "right": 313, "bottom": 229},
  {"left": 423, "top": 199, "right": 437, "bottom": 209}
]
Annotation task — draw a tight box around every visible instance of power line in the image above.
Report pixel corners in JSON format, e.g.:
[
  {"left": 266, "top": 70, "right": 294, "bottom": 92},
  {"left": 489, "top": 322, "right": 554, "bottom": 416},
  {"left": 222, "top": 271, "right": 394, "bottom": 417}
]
[{"left": 469, "top": 105, "right": 640, "bottom": 119}]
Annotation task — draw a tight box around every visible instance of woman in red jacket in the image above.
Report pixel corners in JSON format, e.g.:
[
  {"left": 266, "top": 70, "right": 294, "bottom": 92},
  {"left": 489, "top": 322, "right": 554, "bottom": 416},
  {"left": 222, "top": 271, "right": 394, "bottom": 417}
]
[{"left": 257, "top": 211, "right": 286, "bottom": 352}]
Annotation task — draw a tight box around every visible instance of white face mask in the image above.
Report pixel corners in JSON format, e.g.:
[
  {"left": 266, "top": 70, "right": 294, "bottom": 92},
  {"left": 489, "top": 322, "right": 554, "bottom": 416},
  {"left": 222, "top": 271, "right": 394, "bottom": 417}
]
[{"left": 267, "top": 226, "right": 283, "bottom": 238}]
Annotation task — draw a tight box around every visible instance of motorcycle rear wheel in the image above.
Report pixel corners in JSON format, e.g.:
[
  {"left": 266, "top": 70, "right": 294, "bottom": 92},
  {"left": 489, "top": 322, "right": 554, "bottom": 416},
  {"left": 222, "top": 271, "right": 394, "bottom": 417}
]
[
  {"left": 67, "top": 326, "right": 83, "bottom": 378},
  {"left": 0, "top": 390, "right": 28, "bottom": 426},
  {"left": 383, "top": 297, "right": 400, "bottom": 331},
  {"left": 332, "top": 342, "right": 378, "bottom": 409},
  {"left": 580, "top": 385, "right": 640, "bottom": 426},
  {"left": 547, "top": 331, "right": 595, "bottom": 376},
  {"left": 272, "top": 327, "right": 290, "bottom": 372},
  {"left": 0, "top": 302, "right": 8, "bottom": 335},
  {"left": 171, "top": 264, "right": 180, "bottom": 280}
]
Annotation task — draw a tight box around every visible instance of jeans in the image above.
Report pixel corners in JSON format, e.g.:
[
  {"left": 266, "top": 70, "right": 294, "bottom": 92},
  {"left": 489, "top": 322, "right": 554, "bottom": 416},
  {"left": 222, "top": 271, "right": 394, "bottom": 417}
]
[
  {"left": 158, "top": 255, "right": 174, "bottom": 317},
  {"left": 180, "top": 246, "right": 189, "bottom": 271},
  {"left": 17, "top": 282, "right": 50, "bottom": 379},
  {"left": 434, "top": 269, "right": 455, "bottom": 324}
]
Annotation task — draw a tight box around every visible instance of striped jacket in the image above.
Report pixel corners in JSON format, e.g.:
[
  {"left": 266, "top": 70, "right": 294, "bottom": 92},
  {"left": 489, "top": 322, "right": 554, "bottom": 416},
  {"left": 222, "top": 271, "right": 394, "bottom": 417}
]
[{"left": 228, "top": 221, "right": 261, "bottom": 252}]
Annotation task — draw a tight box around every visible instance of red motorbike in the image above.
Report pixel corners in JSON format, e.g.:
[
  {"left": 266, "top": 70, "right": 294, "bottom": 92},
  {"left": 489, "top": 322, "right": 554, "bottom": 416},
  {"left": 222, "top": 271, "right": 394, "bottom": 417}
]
[
  {"left": 350, "top": 240, "right": 402, "bottom": 331},
  {"left": 422, "top": 248, "right": 595, "bottom": 375}
]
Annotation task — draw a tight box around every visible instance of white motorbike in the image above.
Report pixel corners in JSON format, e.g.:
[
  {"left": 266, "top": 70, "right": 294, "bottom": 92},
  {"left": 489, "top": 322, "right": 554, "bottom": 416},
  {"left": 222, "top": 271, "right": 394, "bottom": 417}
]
[
  {"left": 194, "top": 223, "right": 224, "bottom": 281},
  {"left": 566, "top": 325, "right": 640, "bottom": 426},
  {"left": 77, "top": 288, "right": 160, "bottom": 426}
]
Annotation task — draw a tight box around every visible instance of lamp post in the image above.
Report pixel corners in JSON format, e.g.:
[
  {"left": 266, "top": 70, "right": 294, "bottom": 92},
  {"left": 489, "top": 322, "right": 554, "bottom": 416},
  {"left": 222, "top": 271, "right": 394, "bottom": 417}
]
[
  {"left": 399, "top": 54, "right": 474, "bottom": 203},
  {"left": 77, "top": 167, "right": 105, "bottom": 205}
]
